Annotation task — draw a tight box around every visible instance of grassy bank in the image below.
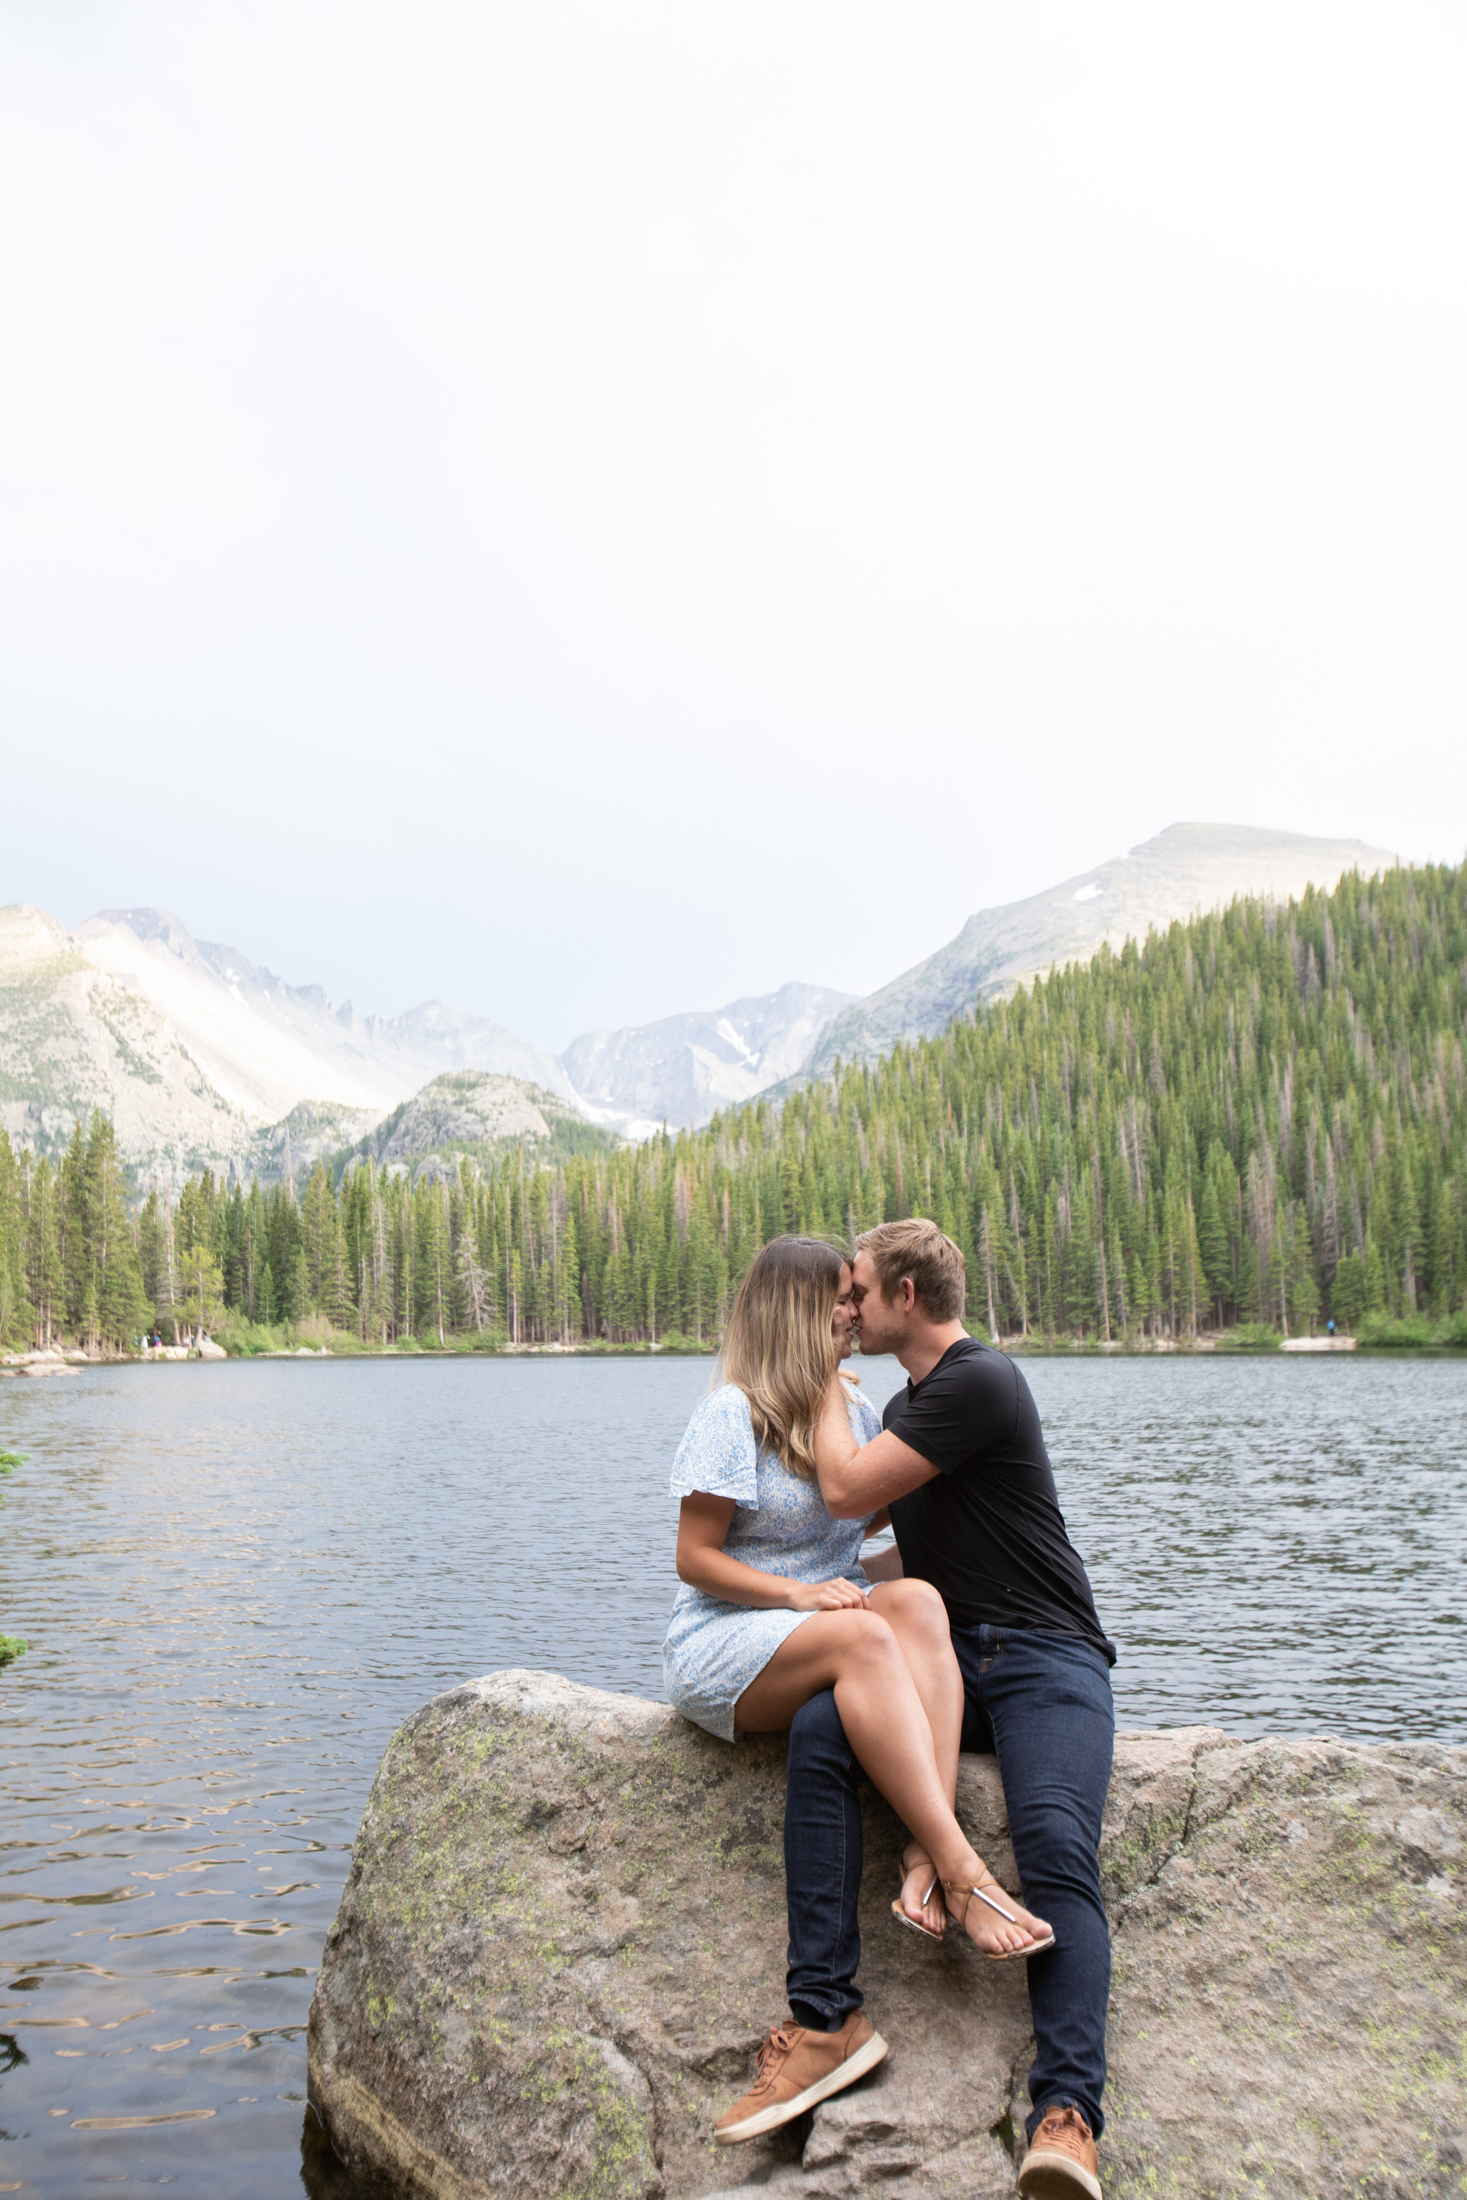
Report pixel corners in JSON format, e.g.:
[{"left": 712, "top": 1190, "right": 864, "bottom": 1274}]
[
  {"left": 213, "top": 1312, "right": 716, "bottom": 1358},
  {"left": 1005, "top": 1318, "right": 1467, "bottom": 1353},
  {"left": 200, "top": 1312, "right": 1467, "bottom": 1359},
  {"left": 1356, "top": 1310, "right": 1467, "bottom": 1349}
]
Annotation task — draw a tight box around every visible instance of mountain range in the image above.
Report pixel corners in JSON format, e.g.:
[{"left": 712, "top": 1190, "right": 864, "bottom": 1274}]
[
  {"left": 562, "top": 982, "right": 854, "bottom": 1139},
  {"left": 795, "top": 822, "right": 1395, "bottom": 1082},
  {"left": 0, "top": 822, "right": 1397, "bottom": 1181}
]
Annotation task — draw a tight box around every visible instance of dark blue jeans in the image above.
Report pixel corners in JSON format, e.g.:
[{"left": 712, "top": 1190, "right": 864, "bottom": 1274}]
[
  {"left": 784, "top": 1690, "right": 867, "bottom": 2034},
  {"left": 784, "top": 1624, "right": 1114, "bottom": 2142}
]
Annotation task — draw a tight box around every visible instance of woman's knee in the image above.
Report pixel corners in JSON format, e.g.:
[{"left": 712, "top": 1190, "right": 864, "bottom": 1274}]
[
  {"left": 880, "top": 1577, "right": 950, "bottom": 1636},
  {"left": 829, "top": 1607, "right": 903, "bottom": 1671}
]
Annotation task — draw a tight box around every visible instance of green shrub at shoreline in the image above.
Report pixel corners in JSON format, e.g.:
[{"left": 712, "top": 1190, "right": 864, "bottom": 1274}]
[
  {"left": 1217, "top": 1323, "right": 1283, "bottom": 1352},
  {"left": 211, "top": 1310, "right": 717, "bottom": 1359},
  {"left": 1357, "top": 1309, "right": 1467, "bottom": 1349}
]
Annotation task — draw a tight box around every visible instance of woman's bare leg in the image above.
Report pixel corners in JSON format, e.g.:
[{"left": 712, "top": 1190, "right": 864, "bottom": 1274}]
[
  {"left": 867, "top": 1580, "right": 962, "bottom": 1933},
  {"left": 736, "top": 1608, "right": 1050, "bottom": 1955}
]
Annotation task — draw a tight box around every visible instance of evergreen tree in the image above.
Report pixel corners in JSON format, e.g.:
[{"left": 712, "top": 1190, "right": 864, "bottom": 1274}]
[
  {"left": 0, "top": 1133, "right": 34, "bottom": 1349},
  {"left": 1363, "top": 1233, "right": 1387, "bottom": 1316},
  {"left": 178, "top": 1246, "right": 226, "bottom": 1338},
  {"left": 283, "top": 1243, "right": 312, "bottom": 1328},
  {"left": 1196, "top": 1169, "right": 1230, "bottom": 1323},
  {"left": 1331, "top": 1250, "right": 1365, "bottom": 1331},
  {"left": 60, "top": 1120, "right": 90, "bottom": 1333},
  {"left": 22, "top": 1154, "right": 62, "bottom": 1348},
  {"left": 1, "top": 860, "right": 1464, "bottom": 1353},
  {"left": 85, "top": 1117, "right": 149, "bottom": 1348}
]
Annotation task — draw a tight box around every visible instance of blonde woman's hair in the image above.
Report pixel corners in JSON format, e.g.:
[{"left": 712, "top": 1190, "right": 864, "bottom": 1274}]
[{"left": 717, "top": 1236, "right": 849, "bottom": 1482}]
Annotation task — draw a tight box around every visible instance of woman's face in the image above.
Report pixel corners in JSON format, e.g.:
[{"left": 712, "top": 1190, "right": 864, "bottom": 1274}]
[{"left": 831, "top": 1264, "right": 856, "bottom": 1360}]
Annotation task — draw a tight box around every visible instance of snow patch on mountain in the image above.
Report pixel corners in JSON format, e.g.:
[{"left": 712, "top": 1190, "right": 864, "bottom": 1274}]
[
  {"left": 559, "top": 980, "right": 856, "bottom": 1137},
  {"left": 796, "top": 823, "right": 1398, "bottom": 1082}
]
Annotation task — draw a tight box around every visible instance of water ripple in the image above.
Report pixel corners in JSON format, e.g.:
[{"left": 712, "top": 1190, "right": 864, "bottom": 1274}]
[{"left": 0, "top": 1351, "right": 1464, "bottom": 2193}]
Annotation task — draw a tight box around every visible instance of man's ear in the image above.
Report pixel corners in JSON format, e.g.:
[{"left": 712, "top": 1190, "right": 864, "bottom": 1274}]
[{"left": 900, "top": 1276, "right": 917, "bottom": 1314}]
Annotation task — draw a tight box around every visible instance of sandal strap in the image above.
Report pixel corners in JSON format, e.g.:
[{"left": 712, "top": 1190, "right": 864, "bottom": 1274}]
[
  {"left": 942, "top": 1876, "right": 1018, "bottom": 1926},
  {"left": 901, "top": 1849, "right": 939, "bottom": 1910}
]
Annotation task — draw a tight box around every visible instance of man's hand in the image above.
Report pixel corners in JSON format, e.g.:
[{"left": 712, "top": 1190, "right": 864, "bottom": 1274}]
[
  {"left": 814, "top": 1374, "right": 939, "bottom": 1518},
  {"left": 787, "top": 1577, "right": 870, "bottom": 1612}
]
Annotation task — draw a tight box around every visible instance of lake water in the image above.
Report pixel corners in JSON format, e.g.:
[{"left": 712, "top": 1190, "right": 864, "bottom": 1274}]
[{"left": 2, "top": 1351, "right": 1465, "bottom": 2196}]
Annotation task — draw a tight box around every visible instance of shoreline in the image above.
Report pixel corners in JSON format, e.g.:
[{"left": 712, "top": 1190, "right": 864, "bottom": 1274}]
[{"left": 8, "top": 1335, "right": 1467, "bottom": 1370}]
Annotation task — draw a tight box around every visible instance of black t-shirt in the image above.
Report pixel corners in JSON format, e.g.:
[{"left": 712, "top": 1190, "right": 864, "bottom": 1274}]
[{"left": 884, "top": 1337, "right": 1115, "bottom": 1662}]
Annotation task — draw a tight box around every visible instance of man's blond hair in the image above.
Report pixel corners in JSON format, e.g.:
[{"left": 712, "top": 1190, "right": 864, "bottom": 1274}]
[{"left": 857, "top": 1218, "right": 967, "bottom": 1322}]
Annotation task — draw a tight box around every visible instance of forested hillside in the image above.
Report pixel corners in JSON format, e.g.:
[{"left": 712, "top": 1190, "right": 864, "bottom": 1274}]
[{"left": 2, "top": 862, "right": 1464, "bottom": 1351}]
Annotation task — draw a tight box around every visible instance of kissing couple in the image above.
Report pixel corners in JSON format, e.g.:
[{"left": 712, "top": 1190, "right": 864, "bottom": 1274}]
[{"left": 663, "top": 1221, "right": 1116, "bottom": 2200}]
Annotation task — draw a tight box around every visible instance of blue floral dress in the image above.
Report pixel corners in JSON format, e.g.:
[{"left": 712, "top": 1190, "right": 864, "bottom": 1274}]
[{"left": 662, "top": 1380, "right": 883, "bottom": 1742}]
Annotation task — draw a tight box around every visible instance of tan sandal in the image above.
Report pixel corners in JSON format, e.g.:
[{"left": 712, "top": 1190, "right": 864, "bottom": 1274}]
[
  {"left": 942, "top": 1875, "right": 1057, "bottom": 1960},
  {"left": 890, "top": 1852, "right": 944, "bottom": 1943}
]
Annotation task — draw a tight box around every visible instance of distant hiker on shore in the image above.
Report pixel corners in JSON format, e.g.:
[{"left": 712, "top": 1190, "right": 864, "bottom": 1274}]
[{"left": 662, "top": 1237, "right": 1053, "bottom": 2153}]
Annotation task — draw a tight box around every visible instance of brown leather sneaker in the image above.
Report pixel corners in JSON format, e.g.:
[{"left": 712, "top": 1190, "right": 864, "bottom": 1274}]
[
  {"left": 714, "top": 2011, "right": 887, "bottom": 2144},
  {"left": 1018, "top": 2103, "right": 1102, "bottom": 2199}
]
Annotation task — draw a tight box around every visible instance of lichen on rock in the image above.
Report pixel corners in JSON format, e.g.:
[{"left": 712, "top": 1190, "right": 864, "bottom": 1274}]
[{"left": 308, "top": 1671, "right": 1467, "bottom": 2198}]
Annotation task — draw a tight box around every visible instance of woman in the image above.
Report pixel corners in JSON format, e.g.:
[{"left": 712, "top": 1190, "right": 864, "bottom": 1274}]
[{"left": 663, "top": 1235, "right": 1049, "bottom": 1959}]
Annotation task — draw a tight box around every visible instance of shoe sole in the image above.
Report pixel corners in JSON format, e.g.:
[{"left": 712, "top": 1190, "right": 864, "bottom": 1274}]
[
  {"left": 714, "top": 2030, "right": 888, "bottom": 2144},
  {"left": 1018, "top": 2146, "right": 1103, "bottom": 2200},
  {"left": 890, "top": 1897, "right": 945, "bottom": 1942}
]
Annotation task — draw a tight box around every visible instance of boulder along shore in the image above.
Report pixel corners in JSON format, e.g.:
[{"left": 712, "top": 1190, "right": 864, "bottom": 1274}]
[{"left": 307, "top": 1670, "right": 1466, "bottom": 2199}]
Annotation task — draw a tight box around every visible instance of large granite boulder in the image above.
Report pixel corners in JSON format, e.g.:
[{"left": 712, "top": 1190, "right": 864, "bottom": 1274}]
[{"left": 307, "top": 1671, "right": 1467, "bottom": 2199}]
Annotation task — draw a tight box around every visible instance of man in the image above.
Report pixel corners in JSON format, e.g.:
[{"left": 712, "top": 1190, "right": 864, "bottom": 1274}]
[{"left": 784, "top": 1217, "right": 1115, "bottom": 2200}]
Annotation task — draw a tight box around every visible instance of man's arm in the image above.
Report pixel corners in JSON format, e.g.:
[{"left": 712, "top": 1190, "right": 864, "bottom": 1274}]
[{"left": 814, "top": 1378, "right": 939, "bottom": 1518}]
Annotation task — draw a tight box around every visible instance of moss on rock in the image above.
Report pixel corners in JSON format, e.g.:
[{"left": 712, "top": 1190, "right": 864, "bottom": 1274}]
[{"left": 309, "top": 1675, "right": 1467, "bottom": 2199}]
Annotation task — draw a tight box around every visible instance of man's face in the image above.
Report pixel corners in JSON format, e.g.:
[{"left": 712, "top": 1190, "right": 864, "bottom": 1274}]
[{"left": 851, "top": 1249, "right": 904, "bottom": 1354}]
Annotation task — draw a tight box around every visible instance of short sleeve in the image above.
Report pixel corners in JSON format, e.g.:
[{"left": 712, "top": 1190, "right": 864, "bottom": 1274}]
[
  {"left": 845, "top": 1385, "right": 884, "bottom": 1446},
  {"left": 670, "top": 1384, "right": 760, "bottom": 1505},
  {"left": 884, "top": 1343, "right": 1014, "bottom": 1473}
]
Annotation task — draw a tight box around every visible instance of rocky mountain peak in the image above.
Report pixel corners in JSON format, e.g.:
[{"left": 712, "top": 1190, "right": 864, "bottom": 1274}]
[{"left": 794, "top": 821, "right": 1399, "bottom": 1082}]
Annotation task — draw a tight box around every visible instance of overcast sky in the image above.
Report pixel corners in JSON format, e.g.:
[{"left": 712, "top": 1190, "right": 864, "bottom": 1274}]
[{"left": 1, "top": 2, "right": 1462, "bottom": 1048}]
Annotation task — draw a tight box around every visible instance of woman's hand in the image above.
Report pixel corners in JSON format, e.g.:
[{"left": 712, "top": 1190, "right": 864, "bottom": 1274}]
[
  {"left": 787, "top": 1577, "right": 870, "bottom": 1612},
  {"left": 677, "top": 1497, "right": 870, "bottom": 1613}
]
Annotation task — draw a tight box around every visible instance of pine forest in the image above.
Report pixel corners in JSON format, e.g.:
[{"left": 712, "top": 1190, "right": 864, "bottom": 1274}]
[{"left": 2, "top": 861, "right": 1466, "bottom": 1356}]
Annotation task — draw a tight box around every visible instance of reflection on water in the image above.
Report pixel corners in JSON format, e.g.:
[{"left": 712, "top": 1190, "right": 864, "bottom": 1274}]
[{"left": 0, "top": 1350, "right": 1464, "bottom": 2195}]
